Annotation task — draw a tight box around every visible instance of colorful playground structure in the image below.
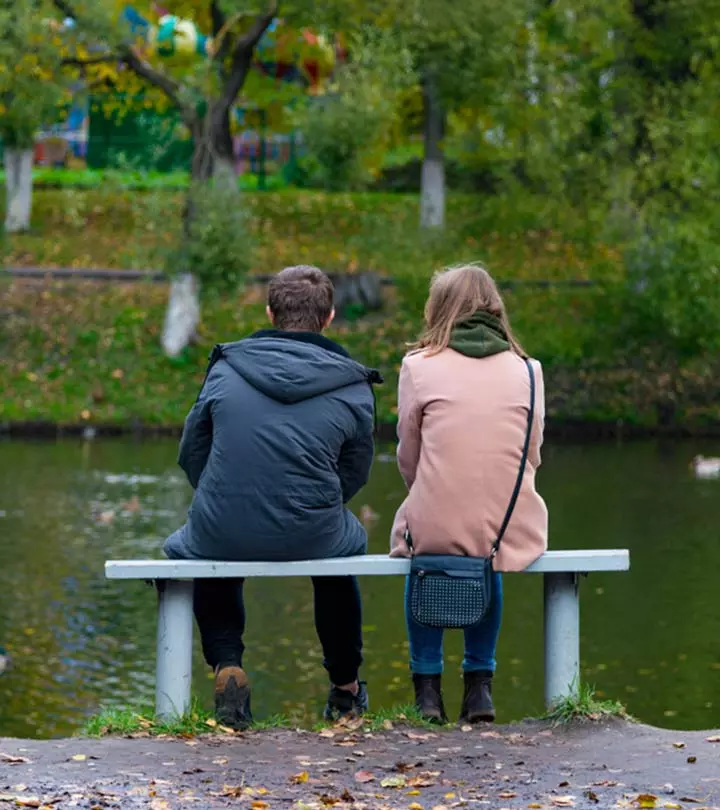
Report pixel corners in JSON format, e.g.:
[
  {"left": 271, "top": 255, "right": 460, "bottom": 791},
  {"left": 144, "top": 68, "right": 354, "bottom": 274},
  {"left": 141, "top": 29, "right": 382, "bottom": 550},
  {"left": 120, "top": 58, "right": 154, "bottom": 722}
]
[{"left": 30, "top": 5, "right": 339, "bottom": 176}]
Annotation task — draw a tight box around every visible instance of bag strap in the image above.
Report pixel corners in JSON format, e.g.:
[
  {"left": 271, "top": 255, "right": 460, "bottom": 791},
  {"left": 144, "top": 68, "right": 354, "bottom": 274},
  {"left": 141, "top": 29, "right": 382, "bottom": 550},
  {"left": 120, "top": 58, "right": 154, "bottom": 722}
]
[{"left": 491, "top": 357, "right": 535, "bottom": 558}]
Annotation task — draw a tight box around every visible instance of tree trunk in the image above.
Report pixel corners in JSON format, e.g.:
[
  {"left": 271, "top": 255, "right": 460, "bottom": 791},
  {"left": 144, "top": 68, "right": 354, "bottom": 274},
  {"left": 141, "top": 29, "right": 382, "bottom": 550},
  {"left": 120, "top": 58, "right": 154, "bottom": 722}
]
[
  {"left": 420, "top": 73, "right": 446, "bottom": 230},
  {"left": 161, "top": 106, "right": 237, "bottom": 358},
  {"left": 4, "top": 148, "right": 34, "bottom": 233}
]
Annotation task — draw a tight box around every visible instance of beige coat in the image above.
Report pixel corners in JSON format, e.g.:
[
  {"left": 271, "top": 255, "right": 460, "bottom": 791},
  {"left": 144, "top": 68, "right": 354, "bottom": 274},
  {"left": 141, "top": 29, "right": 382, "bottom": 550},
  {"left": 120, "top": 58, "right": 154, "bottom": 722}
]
[{"left": 390, "top": 349, "right": 548, "bottom": 572}]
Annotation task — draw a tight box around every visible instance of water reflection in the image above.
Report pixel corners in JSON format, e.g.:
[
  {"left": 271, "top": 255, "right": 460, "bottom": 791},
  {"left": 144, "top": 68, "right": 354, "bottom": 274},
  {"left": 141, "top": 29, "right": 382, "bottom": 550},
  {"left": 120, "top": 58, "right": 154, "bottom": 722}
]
[{"left": 0, "top": 437, "right": 718, "bottom": 738}]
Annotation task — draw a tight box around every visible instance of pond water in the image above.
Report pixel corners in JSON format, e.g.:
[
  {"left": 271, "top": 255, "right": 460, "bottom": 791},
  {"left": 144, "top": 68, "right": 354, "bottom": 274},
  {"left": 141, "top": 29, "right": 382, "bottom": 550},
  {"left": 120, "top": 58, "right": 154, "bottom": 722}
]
[{"left": 0, "top": 437, "right": 719, "bottom": 739}]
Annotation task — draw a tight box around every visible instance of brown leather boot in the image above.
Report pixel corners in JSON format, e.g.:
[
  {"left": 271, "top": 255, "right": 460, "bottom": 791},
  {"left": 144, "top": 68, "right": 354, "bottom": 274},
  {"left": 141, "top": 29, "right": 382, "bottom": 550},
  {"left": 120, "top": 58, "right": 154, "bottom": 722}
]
[
  {"left": 459, "top": 670, "right": 495, "bottom": 723},
  {"left": 215, "top": 666, "right": 252, "bottom": 730},
  {"left": 412, "top": 674, "right": 448, "bottom": 724}
]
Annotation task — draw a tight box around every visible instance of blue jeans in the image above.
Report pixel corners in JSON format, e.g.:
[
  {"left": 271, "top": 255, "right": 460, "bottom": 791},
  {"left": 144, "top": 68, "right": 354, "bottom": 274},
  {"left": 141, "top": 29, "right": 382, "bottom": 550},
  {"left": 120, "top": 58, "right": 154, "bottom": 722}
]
[{"left": 405, "top": 572, "right": 503, "bottom": 675}]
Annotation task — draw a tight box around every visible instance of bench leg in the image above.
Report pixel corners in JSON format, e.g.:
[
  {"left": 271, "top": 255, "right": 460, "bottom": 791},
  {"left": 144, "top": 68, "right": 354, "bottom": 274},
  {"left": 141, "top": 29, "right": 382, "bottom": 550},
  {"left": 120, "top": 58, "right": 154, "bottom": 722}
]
[
  {"left": 155, "top": 580, "right": 194, "bottom": 720},
  {"left": 543, "top": 572, "right": 580, "bottom": 708}
]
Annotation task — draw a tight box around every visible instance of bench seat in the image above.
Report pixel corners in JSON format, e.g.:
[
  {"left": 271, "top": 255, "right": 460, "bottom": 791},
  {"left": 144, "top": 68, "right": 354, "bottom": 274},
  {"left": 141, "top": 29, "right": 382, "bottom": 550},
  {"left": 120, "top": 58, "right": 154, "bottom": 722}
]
[{"left": 104, "top": 549, "right": 630, "bottom": 719}]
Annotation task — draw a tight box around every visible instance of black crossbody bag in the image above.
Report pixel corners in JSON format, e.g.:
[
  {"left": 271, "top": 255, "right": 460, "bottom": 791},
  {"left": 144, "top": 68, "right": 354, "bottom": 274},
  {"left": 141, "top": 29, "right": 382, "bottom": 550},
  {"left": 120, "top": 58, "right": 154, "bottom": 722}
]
[{"left": 405, "top": 357, "right": 536, "bottom": 629}]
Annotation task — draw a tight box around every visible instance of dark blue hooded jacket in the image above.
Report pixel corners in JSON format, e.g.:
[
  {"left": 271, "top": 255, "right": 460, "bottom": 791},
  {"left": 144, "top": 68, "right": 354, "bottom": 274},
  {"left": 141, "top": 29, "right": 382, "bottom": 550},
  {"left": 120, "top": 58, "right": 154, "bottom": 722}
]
[{"left": 164, "top": 330, "right": 380, "bottom": 562}]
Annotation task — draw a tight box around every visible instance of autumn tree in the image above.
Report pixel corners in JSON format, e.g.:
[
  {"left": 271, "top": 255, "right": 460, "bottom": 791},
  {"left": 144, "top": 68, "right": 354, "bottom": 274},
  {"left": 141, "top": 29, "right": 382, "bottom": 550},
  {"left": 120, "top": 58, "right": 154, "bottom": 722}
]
[
  {"left": 51, "top": 0, "right": 338, "bottom": 355},
  {"left": 0, "top": 2, "right": 73, "bottom": 232}
]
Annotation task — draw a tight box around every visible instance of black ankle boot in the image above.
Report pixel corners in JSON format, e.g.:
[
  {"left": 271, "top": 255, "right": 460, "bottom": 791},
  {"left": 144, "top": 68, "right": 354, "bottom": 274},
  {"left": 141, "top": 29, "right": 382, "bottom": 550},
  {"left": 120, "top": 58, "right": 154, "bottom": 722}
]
[
  {"left": 459, "top": 670, "right": 495, "bottom": 723},
  {"left": 412, "top": 674, "right": 448, "bottom": 724}
]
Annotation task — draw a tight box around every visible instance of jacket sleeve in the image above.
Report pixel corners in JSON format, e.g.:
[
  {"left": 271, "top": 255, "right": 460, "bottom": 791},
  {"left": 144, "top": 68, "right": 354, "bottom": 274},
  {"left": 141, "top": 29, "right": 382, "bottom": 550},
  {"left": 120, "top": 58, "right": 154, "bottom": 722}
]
[
  {"left": 178, "top": 375, "right": 216, "bottom": 489},
  {"left": 397, "top": 359, "right": 423, "bottom": 490},
  {"left": 338, "top": 384, "right": 375, "bottom": 503},
  {"left": 338, "top": 432, "right": 374, "bottom": 504},
  {"left": 529, "top": 360, "right": 546, "bottom": 470}
]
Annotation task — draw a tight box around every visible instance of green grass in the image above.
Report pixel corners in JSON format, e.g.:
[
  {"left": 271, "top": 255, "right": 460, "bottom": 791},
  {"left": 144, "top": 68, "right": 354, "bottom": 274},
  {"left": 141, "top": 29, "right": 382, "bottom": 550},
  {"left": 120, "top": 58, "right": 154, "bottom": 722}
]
[
  {"left": 544, "top": 683, "right": 629, "bottom": 725},
  {"left": 82, "top": 699, "right": 293, "bottom": 737},
  {"left": 1, "top": 187, "right": 719, "bottom": 430},
  {"left": 83, "top": 701, "right": 435, "bottom": 738},
  {"left": 0, "top": 166, "right": 287, "bottom": 192}
]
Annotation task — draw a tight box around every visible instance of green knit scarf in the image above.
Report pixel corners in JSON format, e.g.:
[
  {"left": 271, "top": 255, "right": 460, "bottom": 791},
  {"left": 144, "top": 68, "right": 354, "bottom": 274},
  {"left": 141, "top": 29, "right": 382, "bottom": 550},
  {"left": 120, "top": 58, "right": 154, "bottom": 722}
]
[{"left": 448, "top": 311, "right": 510, "bottom": 358}]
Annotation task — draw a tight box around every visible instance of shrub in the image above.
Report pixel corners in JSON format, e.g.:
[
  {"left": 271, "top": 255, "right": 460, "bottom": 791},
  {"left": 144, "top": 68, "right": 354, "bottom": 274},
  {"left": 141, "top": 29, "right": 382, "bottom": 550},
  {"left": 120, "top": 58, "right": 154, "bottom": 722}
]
[
  {"left": 166, "top": 182, "right": 254, "bottom": 298},
  {"left": 619, "top": 217, "right": 720, "bottom": 359}
]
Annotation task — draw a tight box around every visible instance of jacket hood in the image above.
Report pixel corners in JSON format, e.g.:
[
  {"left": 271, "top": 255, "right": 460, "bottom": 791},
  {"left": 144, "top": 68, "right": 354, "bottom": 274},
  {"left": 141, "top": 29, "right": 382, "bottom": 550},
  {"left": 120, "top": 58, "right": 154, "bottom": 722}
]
[{"left": 212, "top": 332, "right": 381, "bottom": 404}]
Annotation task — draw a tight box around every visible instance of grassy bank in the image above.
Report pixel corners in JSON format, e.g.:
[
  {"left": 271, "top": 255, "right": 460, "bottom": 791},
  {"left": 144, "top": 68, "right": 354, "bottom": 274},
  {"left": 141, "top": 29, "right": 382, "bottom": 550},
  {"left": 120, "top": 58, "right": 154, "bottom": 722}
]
[{"left": 1, "top": 189, "right": 719, "bottom": 429}]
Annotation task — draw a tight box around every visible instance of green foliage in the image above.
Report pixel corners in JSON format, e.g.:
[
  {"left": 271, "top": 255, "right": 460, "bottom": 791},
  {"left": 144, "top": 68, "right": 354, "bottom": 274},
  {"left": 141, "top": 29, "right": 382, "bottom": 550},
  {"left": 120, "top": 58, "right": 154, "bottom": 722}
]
[
  {"left": 0, "top": 2, "right": 72, "bottom": 148},
  {"left": 83, "top": 699, "right": 292, "bottom": 736},
  {"left": 619, "top": 218, "right": 720, "bottom": 360},
  {"left": 166, "top": 182, "right": 255, "bottom": 297},
  {"left": 544, "top": 682, "right": 629, "bottom": 724},
  {"left": 295, "top": 32, "right": 414, "bottom": 190}
]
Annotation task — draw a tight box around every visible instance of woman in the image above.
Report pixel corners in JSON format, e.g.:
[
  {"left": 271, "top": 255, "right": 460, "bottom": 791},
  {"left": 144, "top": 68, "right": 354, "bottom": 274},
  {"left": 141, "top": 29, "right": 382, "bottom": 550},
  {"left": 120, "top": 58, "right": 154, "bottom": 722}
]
[{"left": 390, "top": 264, "right": 548, "bottom": 724}]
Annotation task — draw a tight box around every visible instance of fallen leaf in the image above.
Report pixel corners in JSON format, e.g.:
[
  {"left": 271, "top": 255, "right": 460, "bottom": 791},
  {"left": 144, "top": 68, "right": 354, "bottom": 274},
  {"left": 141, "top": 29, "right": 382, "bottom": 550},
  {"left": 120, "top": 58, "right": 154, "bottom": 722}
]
[
  {"left": 15, "top": 799, "right": 40, "bottom": 808},
  {"left": 634, "top": 795, "right": 658, "bottom": 808},
  {"left": 405, "top": 731, "right": 435, "bottom": 741},
  {"left": 498, "top": 792, "right": 517, "bottom": 800},
  {"left": 251, "top": 803, "right": 269, "bottom": 810},
  {"left": 558, "top": 782, "right": 570, "bottom": 788},
  {"left": 672, "top": 742, "right": 685, "bottom": 749},
  {"left": 71, "top": 754, "right": 86, "bottom": 762},
  {"left": 409, "top": 804, "right": 424, "bottom": 810},
  {"left": 319, "top": 729, "right": 336, "bottom": 738},
  {"left": 706, "top": 736, "right": 720, "bottom": 743},
  {"left": 291, "top": 772, "right": 309, "bottom": 784},
  {"left": 320, "top": 795, "right": 339, "bottom": 806},
  {"left": 585, "top": 791, "right": 599, "bottom": 804},
  {"left": 149, "top": 801, "right": 170, "bottom": 810},
  {"left": 205, "top": 718, "right": 217, "bottom": 728},
  {"left": 528, "top": 805, "right": 543, "bottom": 809},
  {"left": 678, "top": 799, "right": 702, "bottom": 804},
  {"left": 444, "top": 794, "right": 456, "bottom": 800},
  {"left": 551, "top": 797, "right": 575, "bottom": 807},
  {"left": 380, "top": 776, "right": 407, "bottom": 788},
  {"left": 407, "top": 775, "right": 438, "bottom": 788},
  {"left": 340, "top": 789, "right": 355, "bottom": 803},
  {"left": 663, "top": 804, "right": 681, "bottom": 810},
  {"left": 0, "top": 754, "right": 30, "bottom": 764},
  {"left": 213, "top": 757, "right": 228, "bottom": 765},
  {"left": 407, "top": 790, "right": 421, "bottom": 796},
  {"left": 687, "top": 756, "right": 697, "bottom": 764},
  {"left": 354, "top": 771, "right": 376, "bottom": 784},
  {"left": 460, "top": 725, "right": 472, "bottom": 733}
]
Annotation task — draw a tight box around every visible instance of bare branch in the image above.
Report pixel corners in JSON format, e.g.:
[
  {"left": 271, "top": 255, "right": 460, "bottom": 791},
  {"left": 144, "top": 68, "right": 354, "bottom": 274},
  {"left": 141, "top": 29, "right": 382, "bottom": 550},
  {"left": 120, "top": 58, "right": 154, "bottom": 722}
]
[
  {"left": 210, "top": 0, "right": 227, "bottom": 37},
  {"left": 121, "top": 45, "right": 195, "bottom": 126},
  {"left": 52, "top": 0, "right": 77, "bottom": 19},
  {"left": 62, "top": 54, "right": 118, "bottom": 66},
  {"left": 219, "top": 0, "right": 279, "bottom": 109},
  {"left": 235, "top": 0, "right": 279, "bottom": 53}
]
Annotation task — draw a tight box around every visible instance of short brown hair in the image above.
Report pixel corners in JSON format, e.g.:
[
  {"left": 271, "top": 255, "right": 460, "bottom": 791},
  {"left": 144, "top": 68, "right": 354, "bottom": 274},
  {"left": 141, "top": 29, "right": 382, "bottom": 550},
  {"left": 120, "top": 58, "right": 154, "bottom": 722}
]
[{"left": 268, "top": 265, "right": 334, "bottom": 332}]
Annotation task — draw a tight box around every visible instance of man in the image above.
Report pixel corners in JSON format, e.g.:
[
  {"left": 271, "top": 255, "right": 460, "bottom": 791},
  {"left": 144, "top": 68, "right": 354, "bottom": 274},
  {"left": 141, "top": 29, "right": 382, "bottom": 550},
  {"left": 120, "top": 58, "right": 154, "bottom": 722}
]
[{"left": 165, "top": 266, "right": 381, "bottom": 729}]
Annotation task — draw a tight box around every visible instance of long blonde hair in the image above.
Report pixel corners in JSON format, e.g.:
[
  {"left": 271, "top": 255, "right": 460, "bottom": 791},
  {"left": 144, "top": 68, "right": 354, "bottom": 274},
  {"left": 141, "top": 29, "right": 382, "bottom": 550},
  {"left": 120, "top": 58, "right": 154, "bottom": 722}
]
[{"left": 413, "top": 263, "right": 527, "bottom": 357}]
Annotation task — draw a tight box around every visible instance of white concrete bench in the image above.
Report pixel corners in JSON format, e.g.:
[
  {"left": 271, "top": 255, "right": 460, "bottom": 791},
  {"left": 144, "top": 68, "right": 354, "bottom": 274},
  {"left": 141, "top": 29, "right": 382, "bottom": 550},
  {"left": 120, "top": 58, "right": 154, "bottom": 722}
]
[{"left": 105, "top": 550, "right": 630, "bottom": 720}]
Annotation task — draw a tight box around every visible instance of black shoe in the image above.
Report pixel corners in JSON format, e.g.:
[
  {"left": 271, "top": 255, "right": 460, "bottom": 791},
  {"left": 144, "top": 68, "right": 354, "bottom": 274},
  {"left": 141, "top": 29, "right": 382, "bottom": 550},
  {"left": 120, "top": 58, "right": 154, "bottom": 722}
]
[
  {"left": 323, "top": 681, "right": 369, "bottom": 722},
  {"left": 412, "top": 674, "right": 448, "bottom": 724},
  {"left": 215, "top": 666, "right": 252, "bottom": 730},
  {"left": 459, "top": 670, "right": 495, "bottom": 724}
]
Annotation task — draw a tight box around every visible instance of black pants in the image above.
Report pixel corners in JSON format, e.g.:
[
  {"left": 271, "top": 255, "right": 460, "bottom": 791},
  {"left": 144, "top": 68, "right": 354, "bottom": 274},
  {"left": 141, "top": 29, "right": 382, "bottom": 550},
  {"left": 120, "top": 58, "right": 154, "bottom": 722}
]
[{"left": 193, "top": 576, "right": 363, "bottom": 686}]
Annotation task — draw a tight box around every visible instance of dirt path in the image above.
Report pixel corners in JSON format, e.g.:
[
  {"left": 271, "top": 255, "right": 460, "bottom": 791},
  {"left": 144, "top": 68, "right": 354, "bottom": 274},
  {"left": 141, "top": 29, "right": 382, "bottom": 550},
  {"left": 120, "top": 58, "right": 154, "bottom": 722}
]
[{"left": 1, "top": 721, "right": 719, "bottom": 809}]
